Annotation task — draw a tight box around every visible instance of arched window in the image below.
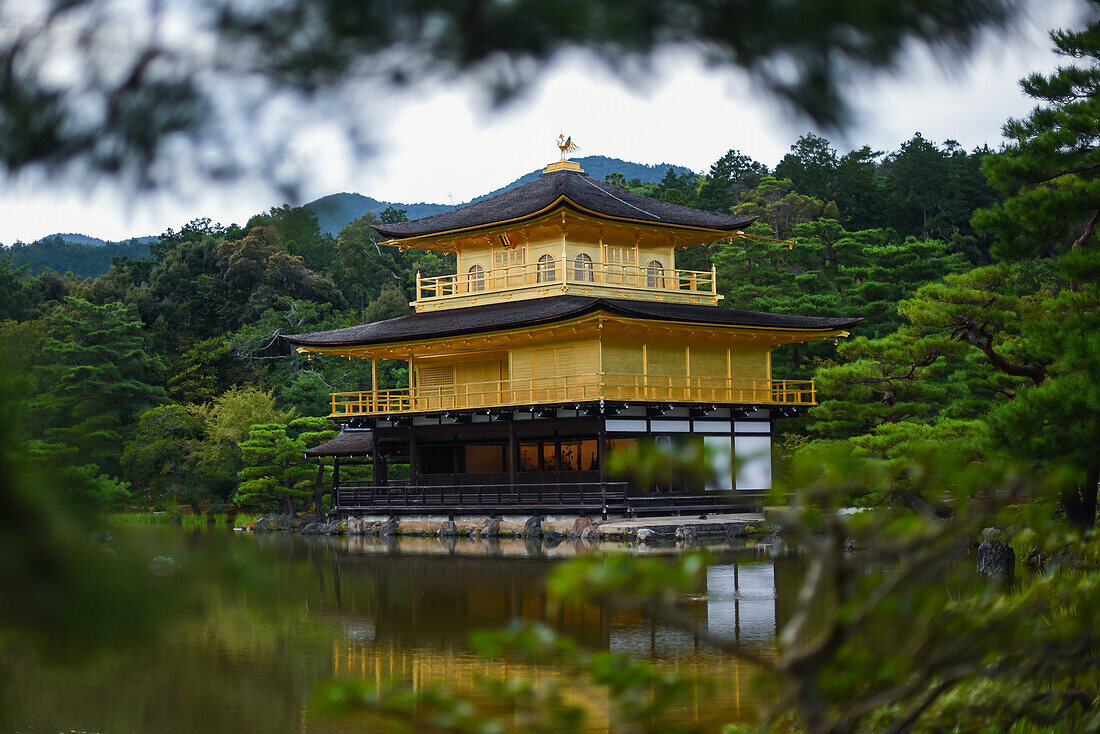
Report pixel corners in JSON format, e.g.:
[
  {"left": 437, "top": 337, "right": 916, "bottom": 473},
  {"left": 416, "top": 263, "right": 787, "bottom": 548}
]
[
  {"left": 573, "top": 253, "right": 594, "bottom": 282},
  {"left": 646, "top": 260, "right": 664, "bottom": 288},
  {"left": 537, "top": 254, "right": 557, "bottom": 283},
  {"left": 468, "top": 263, "right": 485, "bottom": 292}
]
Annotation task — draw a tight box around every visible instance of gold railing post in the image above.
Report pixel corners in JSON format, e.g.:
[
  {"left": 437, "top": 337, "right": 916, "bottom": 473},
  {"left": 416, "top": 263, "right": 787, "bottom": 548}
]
[
  {"left": 415, "top": 270, "right": 422, "bottom": 302},
  {"left": 711, "top": 263, "right": 717, "bottom": 293}
]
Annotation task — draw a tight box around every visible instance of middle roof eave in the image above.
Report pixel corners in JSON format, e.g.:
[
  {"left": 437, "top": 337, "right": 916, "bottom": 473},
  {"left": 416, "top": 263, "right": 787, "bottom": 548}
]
[{"left": 282, "top": 295, "right": 863, "bottom": 350}]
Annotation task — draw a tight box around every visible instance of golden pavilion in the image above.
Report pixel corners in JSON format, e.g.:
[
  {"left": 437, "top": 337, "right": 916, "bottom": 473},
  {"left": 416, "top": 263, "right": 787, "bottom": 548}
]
[{"left": 287, "top": 153, "right": 859, "bottom": 517}]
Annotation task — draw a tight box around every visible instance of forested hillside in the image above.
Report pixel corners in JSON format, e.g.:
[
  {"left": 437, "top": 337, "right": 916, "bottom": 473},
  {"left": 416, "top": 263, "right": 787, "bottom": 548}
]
[
  {"left": 4, "top": 236, "right": 155, "bottom": 279},
  {"left": 305, "top": 193, "right": 453, "bottom": 235}
]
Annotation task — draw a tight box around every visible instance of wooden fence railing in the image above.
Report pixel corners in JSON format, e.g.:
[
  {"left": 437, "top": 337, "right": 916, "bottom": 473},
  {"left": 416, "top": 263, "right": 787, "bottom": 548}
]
[{"left": 330, "top": 375, "right": 815, "bottom": 417}]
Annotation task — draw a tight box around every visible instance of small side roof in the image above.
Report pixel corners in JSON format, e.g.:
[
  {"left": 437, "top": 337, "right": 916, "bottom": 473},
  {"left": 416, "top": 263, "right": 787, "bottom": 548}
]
[
  {"left": 283, "top": 295, "right": 862, "bottom": 349},
  {"left": 373, "top": 169, "right": 757, "bottom": 241},
  {"left": 304, "top": 430, "right": 373, "bottom": 456}
]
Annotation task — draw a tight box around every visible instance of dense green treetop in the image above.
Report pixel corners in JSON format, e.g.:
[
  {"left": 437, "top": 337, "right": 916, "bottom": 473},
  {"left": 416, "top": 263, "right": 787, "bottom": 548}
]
[
  {"left": 975, "top": 15, "right": 1100, "bottom": 260},
  {"left": 235, "top": 418, "right": 337, "bottom": 516},
  {"left": 30, "top": 298, "right": 166, "bottom": 476}
]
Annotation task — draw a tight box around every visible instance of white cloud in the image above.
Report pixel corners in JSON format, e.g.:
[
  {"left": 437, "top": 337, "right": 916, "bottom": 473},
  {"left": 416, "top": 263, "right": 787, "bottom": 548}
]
[{"left": 0, "top": 0, "right": 1090, "bottom": 245}]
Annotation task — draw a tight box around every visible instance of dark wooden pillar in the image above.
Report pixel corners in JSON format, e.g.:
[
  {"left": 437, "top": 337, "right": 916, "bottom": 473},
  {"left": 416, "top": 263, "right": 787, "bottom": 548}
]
[
  {"left": 452, "top": 434, "right": 459, "bottom": 485},
  {"left": 408, "top": 433, "right": 418, "bottom": 487},
  {"left": 372, "top": 446, "right": 381, "bottom": 487},
  {"left": 554, "top": 430, "right": 561, "bottom": 485},
  {"left": 332, "top": 458, "right": 341, "bottom": 510},
  {"left": 597, "top": 419, "right": 608, "bottom": 519},
  {"left": 597, "top": 420, "right": 606, "bottom": 484},
  {"left": 508, "top": 420, "right": 517, "bottom": 493},
  {"left": 314, "top": 459, "right": 325, "bottom": 517}
]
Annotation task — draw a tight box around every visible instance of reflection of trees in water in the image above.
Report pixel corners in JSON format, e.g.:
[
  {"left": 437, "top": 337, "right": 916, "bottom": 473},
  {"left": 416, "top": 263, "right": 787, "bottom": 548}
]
[
  {"left": 10, "top": 529, "right": 338, "bottom": 734},
  {"left": 9, "top": 530, "right": 804, "bottom": 733},
  {"left": 306, "top": 537, "right": 798, "bottom": 654},
  {"left": 309, "top": 538, "right": 797, "bottom": 728}
]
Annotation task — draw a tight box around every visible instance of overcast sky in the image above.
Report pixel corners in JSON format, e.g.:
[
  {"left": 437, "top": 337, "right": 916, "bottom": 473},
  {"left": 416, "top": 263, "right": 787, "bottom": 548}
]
[{"left": 0, "top": 0, "right": 1091, "bottom": 245}]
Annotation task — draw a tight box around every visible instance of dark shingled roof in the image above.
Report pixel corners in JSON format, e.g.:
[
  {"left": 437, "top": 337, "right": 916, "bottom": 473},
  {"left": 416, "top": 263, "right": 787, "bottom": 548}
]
[
  {"left": 304, "top": 430, "right": 373, "bottom": 456},
  {"left": 374, "top": 169, "right": 758, "bottom": 239},
  {"left": 283, "top": 295, "right": 862, "bottom": 348}
]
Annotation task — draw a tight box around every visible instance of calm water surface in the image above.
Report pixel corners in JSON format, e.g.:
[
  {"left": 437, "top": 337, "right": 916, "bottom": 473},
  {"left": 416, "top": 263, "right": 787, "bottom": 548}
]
[{"left": 7, "top": 526, "right": 810, "bottom": 733}]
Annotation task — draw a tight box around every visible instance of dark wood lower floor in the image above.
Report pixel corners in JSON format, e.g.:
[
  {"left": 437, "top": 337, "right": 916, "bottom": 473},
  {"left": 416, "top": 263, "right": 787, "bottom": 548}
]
[
  {"left": 315, "top": 404, "right": 774, "bottom": 517},
  {"left": 332, "top": 481, "right": 766, "bottom": 518}
]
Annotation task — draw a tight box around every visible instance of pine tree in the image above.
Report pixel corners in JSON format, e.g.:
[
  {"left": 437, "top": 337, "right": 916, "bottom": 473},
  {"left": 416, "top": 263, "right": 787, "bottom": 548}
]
[
  {"left": 31, "top": 298, "right": 166, "bottom": 475},
  {"left": 234, "top": 417, "right": 336, "bottom": 516},
  {"left": 970, "top": 8, "right": 1100, "bottom": 526}
]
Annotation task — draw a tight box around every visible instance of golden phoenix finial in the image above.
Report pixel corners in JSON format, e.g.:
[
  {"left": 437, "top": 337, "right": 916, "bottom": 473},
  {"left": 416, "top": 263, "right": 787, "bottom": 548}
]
[{"left": 557, "top": 134, "right": 579, "bottom": 161}]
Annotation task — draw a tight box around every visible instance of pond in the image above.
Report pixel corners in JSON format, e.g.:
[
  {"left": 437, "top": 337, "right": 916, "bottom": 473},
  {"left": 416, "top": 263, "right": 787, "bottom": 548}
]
[{"left": 5, "top": 525, "right": 810, "bottom": 733}]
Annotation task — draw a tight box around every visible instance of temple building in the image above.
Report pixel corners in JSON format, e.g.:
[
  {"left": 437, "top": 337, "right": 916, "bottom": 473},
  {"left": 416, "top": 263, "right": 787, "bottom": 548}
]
[{"left": 287, "top": 154, "right": 859, "bottom": 517}]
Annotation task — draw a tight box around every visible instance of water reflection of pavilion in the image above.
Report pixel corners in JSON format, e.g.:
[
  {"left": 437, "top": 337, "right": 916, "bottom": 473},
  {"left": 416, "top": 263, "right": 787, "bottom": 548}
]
[{"left": 302, "top": 539, "right": 802, "bottom": 727}]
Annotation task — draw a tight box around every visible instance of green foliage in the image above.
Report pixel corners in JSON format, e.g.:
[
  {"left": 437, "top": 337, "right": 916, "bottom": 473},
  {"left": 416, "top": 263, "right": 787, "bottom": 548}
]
[
  {"left": 247, "top": 205, "right": 336, "bottom": 272},
  {"left": 974, "top": 16, "right": 1100, "bottom": 261},
  {"left": 810, "top": 9, "right": 1100, "bottom": 526},
  {"left": 695, "top": 149, "right": 770, "bottom": 213},
  {"left": 715, "top": 220, "right": 965, "bottom": 377},
  {"left": 25, "top": 439, "right": 130, "bottom": 511},
  {"left": 279, "top": 370, "right": 335, "bottom": 417},
  {"left": 770, "top": 133, "right": 999, "bottom": 256},
  {"left": 30, "top": 297, "right": 166, "bottom": 475},
  {"left": 0, "top": 362, "right": 176, "bottom": 666},
  {"left": 217, "top": 226, "right": 345, "bottom": 321},
  {"left": 166, "top": 336, "right": 241, "bottom": 404},
  {"left": 732, "top": 176, "right": 827, "bottom": 239},
  {"left": 3, "top": 236, "right": 153, "bottom": 279},
  {"left": 201, "top": 385, "right": 294, "bottom": 450},
  {"left": 335, "top": 212, "right": 451, "bottom": 311},
  {"left": 0, "top": 260, "right": 39, "bottom": 320},
  {"left": 234, "top": 417, "right": 336, "bottom": 514},
  {"left": 120, "top": 404, "right": 210, "bottom": 510}
]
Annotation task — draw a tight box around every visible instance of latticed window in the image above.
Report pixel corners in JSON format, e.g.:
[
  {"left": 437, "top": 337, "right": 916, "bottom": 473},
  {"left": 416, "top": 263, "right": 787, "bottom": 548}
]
[
  {"left": 607, "top": 246, "right": 637, "bottom": 284},
  {"left": 494, "top": 247, "right": 523, "bottom": 270},
  {"left": 417, "top": 364, "right": 455, "bottom": 395},
  {"left": 537, "top": 254, "right": 557, "bottom": 283},
  {"left": 574, "top": 253, "right": 594, "bottom": 282},
  {"left": 468, "top": 263, "right": 485, "bottom": 292},
  {"left": 646, "top": 260, "right": 664, "bottom": 288}
]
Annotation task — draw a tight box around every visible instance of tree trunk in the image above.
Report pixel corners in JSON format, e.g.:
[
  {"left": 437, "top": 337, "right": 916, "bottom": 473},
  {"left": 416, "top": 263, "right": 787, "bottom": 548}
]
[
  {"left": 282, "top": 495, "right": 297, "bottom": 518},
  {"left": 313, "top": 460, "right": 326, "bottom": 519},
  {"left": 1062, "top": 463, "right": 1098, "bottom": 530}
]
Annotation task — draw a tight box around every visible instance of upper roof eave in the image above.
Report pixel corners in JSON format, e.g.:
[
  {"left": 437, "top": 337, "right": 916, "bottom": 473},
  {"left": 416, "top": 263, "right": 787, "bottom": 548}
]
[
  {"left": 378, "top": 196, "right": 757, "bottom": 249},
  {"left": 371, "top": 169, "right": 758, "bottom": 243}
]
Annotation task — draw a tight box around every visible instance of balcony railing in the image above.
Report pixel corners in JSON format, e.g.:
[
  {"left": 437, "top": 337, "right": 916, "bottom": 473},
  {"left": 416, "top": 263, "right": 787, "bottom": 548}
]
[
  {"left": 415, "top": 260, "right": 717, "bottom": 302},
  {"left": 330, "top": 374, "right": 815, "bottom": 417}
]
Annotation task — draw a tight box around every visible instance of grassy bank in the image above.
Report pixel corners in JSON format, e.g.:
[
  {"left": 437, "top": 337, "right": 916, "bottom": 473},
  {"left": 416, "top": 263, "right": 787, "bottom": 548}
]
[{"left": 108, "top": 512, "right": 260, "bottom": 528}]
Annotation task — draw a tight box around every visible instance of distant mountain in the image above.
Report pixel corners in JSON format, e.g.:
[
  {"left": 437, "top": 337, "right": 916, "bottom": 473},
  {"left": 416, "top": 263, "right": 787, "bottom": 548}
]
[
  {"left": 471, "top": 156, "right": 693, "bottom": 203},
  {"left": 306, "top": 194, "right": 454, "bottom": 235},
  {"left": 3, "top": 235, "right": 155, "bottom": 279},
  {"left": 304, "top": 155, "right": 692, "bottom": 234},
  {"left": 32, "top": 232, "right": 158, "bottom": 247}
]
